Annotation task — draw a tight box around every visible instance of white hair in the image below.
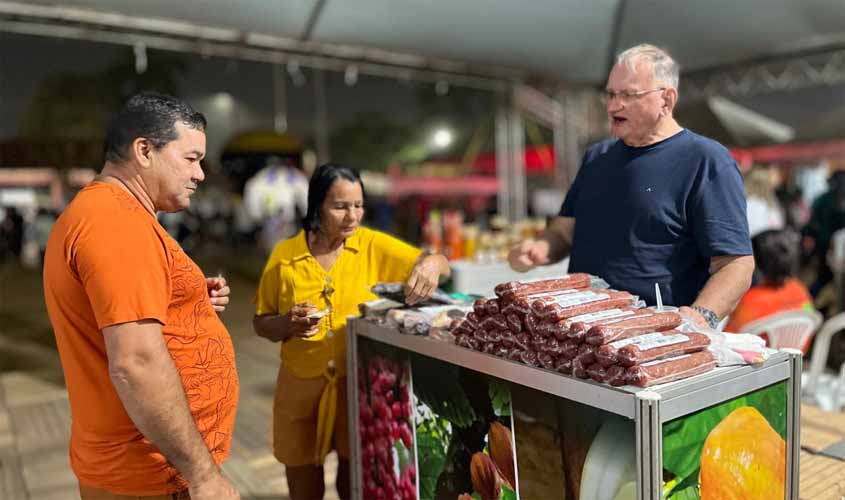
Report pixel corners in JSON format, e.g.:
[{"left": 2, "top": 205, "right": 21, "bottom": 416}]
[{"left": 616, "top": 44, "right": 680, "bottom": 89}]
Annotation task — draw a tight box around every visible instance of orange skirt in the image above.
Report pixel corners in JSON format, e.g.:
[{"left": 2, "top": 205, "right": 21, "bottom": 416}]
[{"left": 272, "top": 365, "right": 349, "bottom": 466}]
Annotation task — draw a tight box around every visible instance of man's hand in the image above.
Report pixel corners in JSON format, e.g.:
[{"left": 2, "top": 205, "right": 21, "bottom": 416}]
[
  {"left": 507, "top": 239, "right": 551, "bottom": 272},
  {"left": 188, "top": 470, "right": 240, "bottom": 500},
  {"left": 206, "top": 276, "right": 230, "bottom": 313},
  {"left": 679, "top": 306, "right": 709, "bottom": 329},
  {"left": 404, "top": 255, "right": 442, "bottom": 305}
]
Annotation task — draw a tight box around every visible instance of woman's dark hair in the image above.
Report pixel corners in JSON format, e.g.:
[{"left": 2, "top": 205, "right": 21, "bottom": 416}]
[
  {"left": 303, "top": 163, "right": 365, "bottom": 232},
  {"left": 752, "top": 229, "right": 800, "bottom": 287},
  {"left": 104, "top": 92, "right": 206, "bottom": 163}
]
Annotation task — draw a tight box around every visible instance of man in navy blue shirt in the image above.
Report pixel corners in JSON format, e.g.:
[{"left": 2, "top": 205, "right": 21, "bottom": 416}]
[{"left": 508, "top": 44, "right": 754, "bottom": 329}]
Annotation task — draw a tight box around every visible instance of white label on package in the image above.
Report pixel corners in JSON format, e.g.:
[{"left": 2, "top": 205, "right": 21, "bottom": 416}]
[
  {"left": 517, "top": 275, "right": 576, "bottom": 285},
  {"left": 569, "top": 308, "right": 634, "bottom": 324},
  {"left": 602, "top": 312, "right": 653, "bottom": 326},
  {"left": 524, "top": 288, "right": 579, "bottom": 300},
  {"left": 636, "top": 333, "right": 689, "bottom": 351},
  {"left": 640, "top": 353, "right": 691, "bottom": 367},
  {"left": 549, "top": 291, "right": 608, "bottom": 308},
  {"left": 608, "top": 332, "right": 667, "bottom": 349}
]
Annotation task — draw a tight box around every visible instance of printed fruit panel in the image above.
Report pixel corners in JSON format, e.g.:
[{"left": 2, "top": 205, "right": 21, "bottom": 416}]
[
  {"left": 662, "top": 381, "right": 788, "bottom": 500},
  {"left": 410, "top": 354, "right": 519, "bottom": 500},
  {"left": 357, "top": 340, "right": 418, "bottom": 500},
  {"left": 513, "top": 386, "right": 634, "bottom": 500}
]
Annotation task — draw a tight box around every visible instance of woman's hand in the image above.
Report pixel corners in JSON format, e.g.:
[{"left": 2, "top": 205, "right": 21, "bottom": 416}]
[
  {"left": 253, "top": 302, "right": 325, "bottom": 343},
  {"left": 404, "top": 254, "right": 448, "bottom": 305},
  {"left": 288, "top": 302, "right": 325, "bottom": 338}
]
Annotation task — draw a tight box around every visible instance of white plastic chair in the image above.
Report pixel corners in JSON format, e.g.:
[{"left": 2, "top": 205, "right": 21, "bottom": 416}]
[
  {"left": 804, "top": 312, "right": 845, "bottom": 411},
  {"left": 741, "top": 309, "right": 823, "bottom": 351}
]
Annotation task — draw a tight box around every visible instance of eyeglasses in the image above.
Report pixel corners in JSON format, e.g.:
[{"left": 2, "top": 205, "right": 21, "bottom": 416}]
[{"left": 602, "top": 87, "right": 665, "bottom": 104}]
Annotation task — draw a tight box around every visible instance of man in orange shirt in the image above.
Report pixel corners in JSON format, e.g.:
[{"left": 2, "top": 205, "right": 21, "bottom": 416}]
[{"left": 43, "top": 93, "right": 240, "bottom": 500}]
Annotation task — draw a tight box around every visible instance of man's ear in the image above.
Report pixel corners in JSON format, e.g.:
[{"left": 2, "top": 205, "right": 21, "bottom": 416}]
[
  {"left": 663, "top": 87, "right": 678, "bottom": 116},
  {"left": 131, "top": 137, "right": 153, "bottom": 168}
]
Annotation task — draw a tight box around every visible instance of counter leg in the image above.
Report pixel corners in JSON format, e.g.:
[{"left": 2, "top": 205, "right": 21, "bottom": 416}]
[
  {"left": 782, "top": 348, "right": 802, "bottom": 500},
  {"left": 635, "top": 391, "right": 662, "bottom": 500},
  {"left": 347, "top": 321, "right": 363, "bottom": 500}
]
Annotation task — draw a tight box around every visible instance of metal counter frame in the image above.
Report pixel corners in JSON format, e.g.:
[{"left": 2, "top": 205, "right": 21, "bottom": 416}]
[{"left": 347, "top": 317, "right": 800, "bottom": 500}]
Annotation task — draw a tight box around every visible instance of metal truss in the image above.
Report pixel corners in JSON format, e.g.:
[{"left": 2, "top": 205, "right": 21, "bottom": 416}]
[{"left": 684, "top": 48, "right": 845, "bottom": 100}]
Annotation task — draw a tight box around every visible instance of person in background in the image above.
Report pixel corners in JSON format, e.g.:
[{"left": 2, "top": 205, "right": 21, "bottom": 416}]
[
  {"left": 726, "top": 229, "right": 814, "bottom": 351},
  {"left": 804, "top": 170, "right": 845, "bottom": 297},
  {"left": 745, "top": 166, "right": 785, "bottom": 237},
  {"left": 43, "top": 93, "right": 240, "bottom": 500},
  {"left": 253, "top": 163, "right": 450, "bottom": 500}
]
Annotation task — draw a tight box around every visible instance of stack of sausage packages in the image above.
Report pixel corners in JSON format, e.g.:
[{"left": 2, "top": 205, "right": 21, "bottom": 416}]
[{"left": 451, "top": 274, "right": 717, "bottom": 388}]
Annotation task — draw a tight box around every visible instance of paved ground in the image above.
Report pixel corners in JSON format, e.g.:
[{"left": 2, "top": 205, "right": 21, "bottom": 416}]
[{"left": 0, "top": 331, "right": 340, "bottom": 500}]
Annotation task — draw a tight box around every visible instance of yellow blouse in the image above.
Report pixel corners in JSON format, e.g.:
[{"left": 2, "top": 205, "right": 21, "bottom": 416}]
[{"left": 255, "top": 226, "right": 421, "bottom": 379}]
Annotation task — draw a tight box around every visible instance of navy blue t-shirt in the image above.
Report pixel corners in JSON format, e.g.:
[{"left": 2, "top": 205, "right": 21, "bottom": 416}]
[{"left": 559, "top": 129, "right": 751, "bottom": 307}]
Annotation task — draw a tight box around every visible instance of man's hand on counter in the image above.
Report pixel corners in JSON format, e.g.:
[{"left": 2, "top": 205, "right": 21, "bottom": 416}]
[
  {"left": 507, "top": 239, "right": 550, "bottom": 272},
  {"left": 679, "top": 306, "right": 709, "bottom": 329}
]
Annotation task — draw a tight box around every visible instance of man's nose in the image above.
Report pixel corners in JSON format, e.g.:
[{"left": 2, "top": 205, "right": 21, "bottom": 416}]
[{"left": 193, "top": 163, "right": 205, "bottom": 183}]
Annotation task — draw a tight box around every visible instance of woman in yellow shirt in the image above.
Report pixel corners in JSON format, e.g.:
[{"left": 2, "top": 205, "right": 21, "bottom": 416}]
[{"left": 253, "top": 164, "right": 450, "bottom": 500}]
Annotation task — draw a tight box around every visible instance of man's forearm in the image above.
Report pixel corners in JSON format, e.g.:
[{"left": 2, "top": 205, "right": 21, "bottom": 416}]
[
  {"left": 109, "top": 349, "right": 218, "bottom": 484},
  {"left": 692, "top": 255, "right": 755, "bottom": 318}
]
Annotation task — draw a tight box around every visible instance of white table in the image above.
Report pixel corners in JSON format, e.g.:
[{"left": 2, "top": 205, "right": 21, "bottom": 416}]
[{"left": 449, "top": 258, "right": 570, "bottom": 297}]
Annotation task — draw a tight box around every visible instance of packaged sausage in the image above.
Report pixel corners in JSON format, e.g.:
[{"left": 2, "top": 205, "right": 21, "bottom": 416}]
[
  {"left": 586, "top": 363, "right": 608, "bottom": 383},
  {"left": 566, "top": 308, "right": 645, "bottom": 340},
  {"left": 485, "top": 298, "right": 501, "bottom": 316},
  {"left": 480, "top": 314, "right": 509, "bottom": 332},
  {"left": 518, "top": 350, "right": 540, "bottom": 367},
  {"left": 524, "top": 313, "right": 542, "bottom": 336},
  {"left": 538, "top": 291, "right": 635, "bottom": 321},
  {"left": 595, "top": 331, "right": 684, "bottom": 367},
  {"left": 508, "top": 288, "right": 581, "bottom": 313},
  {"left": 573, "top": 344, "right": 597, "bottom": 366},
  {"left": 571, "top": 357, "right": 590, "bottom": 379},
  {"left": 625, "top": 351, "right": 717, "bottom": 388},
  {"left": 545, "top": 337, "right": 565, "bottom": 356},
  {"left": 555, "top": 356, "right": 573, "bottom": 375},
  {"left": 473, "top": 298, "right": 489, "bottom": 317},
  {"left": 531, "top": 334, "right": 550, "bottom": 353},
  {"left": 616, "top": 331, "right": 710, "bottom": 367},
  {"left": 585, "top": 311, "right": 682, "bottom": 345},
  {"left": 560, "top": 339, "right": 582, "bottom": 360},
  {"left": 513, "top": 332, "right": 532, "bottom": 351},
  {"left": 537, "top": 352, "right": 556, "bottom": 370},
  {"left": 606, "top": 365, "right": 627, "bottom": 386},
  {"left": 500, "top": 330, "right": 516, "bottom": 348},
  {"left": 494, "top": 273, "right": 591, "bottom": 298},
  {"left": 506, "top": 313, "right": 524, "bottom": 334}
]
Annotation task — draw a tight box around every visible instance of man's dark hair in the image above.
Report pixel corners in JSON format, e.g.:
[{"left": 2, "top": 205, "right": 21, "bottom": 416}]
[
  {"left": 752, "top": 229, "right": 800, "bottom": 287},
  {"left": 104, "top": 92, "right": 206, "bottom": 163},
  {"left": 303, "top": 163, "right": 365, "bottom": 232}
]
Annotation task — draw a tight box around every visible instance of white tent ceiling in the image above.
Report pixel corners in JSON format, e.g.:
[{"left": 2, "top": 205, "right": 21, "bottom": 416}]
[{"left": 10, "top": 0, "right": 845, "bottom": 85}]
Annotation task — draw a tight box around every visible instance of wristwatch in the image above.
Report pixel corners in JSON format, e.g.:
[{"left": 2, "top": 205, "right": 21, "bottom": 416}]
[{"left": 691, "top": 305, "right": 720, "bottom": 329}]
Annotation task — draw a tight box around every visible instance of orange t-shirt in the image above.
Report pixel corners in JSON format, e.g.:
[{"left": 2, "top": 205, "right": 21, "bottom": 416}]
[
  {"left": 725, "top": 278, "right": 814, "bottom": 350},
  {"left": 43, "top": 182, "right": 239, "bottom": 495}
]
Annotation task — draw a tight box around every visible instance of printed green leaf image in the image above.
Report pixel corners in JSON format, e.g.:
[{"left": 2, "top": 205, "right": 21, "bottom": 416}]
[
  {"left": 489, "top": 379, "right": 512, "bottom": 417},
  {"left": 412, "top": 354, "right": 476, "bottom": 427},
  {"left": 416, "top": 409, "right": 450, "bottom": 500}
]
